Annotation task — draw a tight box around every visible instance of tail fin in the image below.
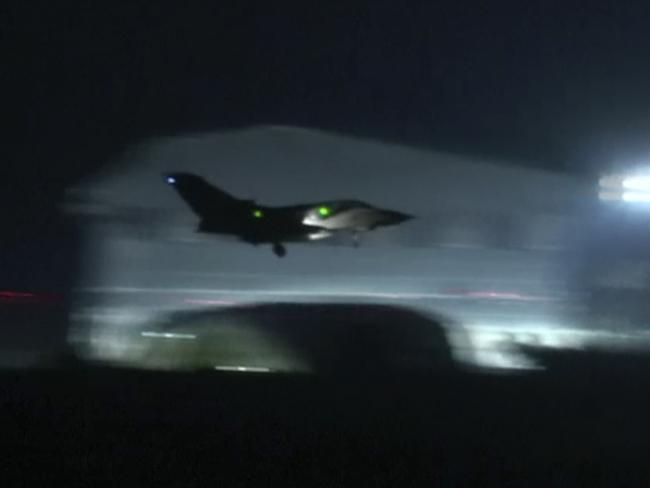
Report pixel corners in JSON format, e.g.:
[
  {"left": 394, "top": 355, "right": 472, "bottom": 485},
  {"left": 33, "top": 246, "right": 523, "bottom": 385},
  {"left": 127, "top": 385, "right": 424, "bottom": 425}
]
[{"left": 163, "top": 173, "right": 239, "bottom": 218}]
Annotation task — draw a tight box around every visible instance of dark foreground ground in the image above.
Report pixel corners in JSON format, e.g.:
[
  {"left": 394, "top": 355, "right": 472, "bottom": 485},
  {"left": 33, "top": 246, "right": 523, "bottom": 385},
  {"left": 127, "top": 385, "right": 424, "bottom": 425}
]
[{"left": 3, "top": 348, "right": 650, "bottom": 487}]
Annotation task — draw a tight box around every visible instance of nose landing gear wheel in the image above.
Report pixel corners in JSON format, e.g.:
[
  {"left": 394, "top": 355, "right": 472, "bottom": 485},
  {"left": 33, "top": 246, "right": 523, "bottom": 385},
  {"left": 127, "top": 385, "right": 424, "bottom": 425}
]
[{"left": 272, "top": 243, "right": 287, "bottom": 257}]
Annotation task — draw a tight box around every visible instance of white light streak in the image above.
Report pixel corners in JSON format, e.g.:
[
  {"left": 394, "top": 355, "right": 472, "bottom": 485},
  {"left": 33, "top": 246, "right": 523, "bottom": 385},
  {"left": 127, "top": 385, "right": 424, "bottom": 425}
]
[
  {"left": 214, "top": 365, "right": 271, "bottom": 373},
  {"left": 141, "top": 331, "right": 196, "bottom": 339},
  {"left": 307, "top": 230, "right": 333, "bottom": 240},
  {"left": 184, "top": 299, "right": 238, "bottom": 306},
  {"left": 80, "top": 286, "right": 555, "bottom": 302}
]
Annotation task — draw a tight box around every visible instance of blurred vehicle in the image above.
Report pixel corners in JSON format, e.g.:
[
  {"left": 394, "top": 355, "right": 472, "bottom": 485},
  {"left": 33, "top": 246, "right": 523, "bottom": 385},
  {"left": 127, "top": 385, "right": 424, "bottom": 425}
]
[{"left": 105, "top": 303, "right": 454, "bottom": 374}]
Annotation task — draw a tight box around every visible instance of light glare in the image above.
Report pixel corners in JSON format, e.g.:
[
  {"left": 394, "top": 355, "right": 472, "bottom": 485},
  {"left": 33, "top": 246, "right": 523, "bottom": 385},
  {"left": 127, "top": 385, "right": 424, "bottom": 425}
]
[
  {"left": 622, "top": 191, "right": 650, "bottom": 203},
  {"left": 622, "top": 175, "right": 650, "bottom": 192},
  {"left": 307, "top": 230, "right": 332, "bottom": 240},
  {"left": 214, "top": 365, "right": 271, "bottom": 373}
]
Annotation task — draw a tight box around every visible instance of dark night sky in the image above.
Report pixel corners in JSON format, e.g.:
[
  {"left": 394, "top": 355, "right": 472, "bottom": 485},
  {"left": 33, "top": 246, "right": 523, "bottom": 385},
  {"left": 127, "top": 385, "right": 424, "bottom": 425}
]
[{"left": 5, "top": 1, "right": 650, "bottom": 201}]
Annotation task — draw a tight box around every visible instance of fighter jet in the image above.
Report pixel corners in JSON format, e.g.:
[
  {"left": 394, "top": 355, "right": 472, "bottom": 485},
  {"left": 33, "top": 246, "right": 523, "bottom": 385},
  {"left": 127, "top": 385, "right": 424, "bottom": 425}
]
[{"left": 163, "top": 172, "right": 412, "bottom": 257}]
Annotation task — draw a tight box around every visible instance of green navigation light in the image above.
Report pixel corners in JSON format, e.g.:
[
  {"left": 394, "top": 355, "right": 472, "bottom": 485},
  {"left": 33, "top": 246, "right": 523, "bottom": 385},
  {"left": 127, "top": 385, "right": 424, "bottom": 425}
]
[
  {"left": 318, "top": 206, "right": 331, "bottom": 217},
  {"left": 252, "top": 209, "right": 264, "bottom": 218}
]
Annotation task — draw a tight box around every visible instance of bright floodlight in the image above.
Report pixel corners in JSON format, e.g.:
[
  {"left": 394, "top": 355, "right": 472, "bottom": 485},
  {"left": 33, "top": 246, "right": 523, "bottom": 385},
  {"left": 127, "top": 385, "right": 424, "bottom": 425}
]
[
  {"left": 622, "top": 191, "right": 650, "bottom": 203},
  {"left": 622, "top": 175, "right": 650, "bottom": 192}
]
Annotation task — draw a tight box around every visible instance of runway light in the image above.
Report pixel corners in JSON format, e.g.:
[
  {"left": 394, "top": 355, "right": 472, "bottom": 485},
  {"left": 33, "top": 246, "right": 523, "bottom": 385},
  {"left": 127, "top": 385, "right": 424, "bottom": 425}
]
[
  {"left": 252, "top": 209, "right": 264, "bottom": 218},
  {"left": 598, "top": 173, "right": 650, "bottom": 203},
  {"left": 622, "top": 191, "right": 650, "bottom": 203},
  {"left": 318, "top": 206, "right": 331, "bottom": 217}
]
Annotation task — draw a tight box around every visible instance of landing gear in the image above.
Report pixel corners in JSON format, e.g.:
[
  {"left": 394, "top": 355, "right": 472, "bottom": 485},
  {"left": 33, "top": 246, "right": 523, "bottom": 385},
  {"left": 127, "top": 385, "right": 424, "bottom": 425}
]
[{"left": 272, "top": 243, "right": 287, "bottom": 257}]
